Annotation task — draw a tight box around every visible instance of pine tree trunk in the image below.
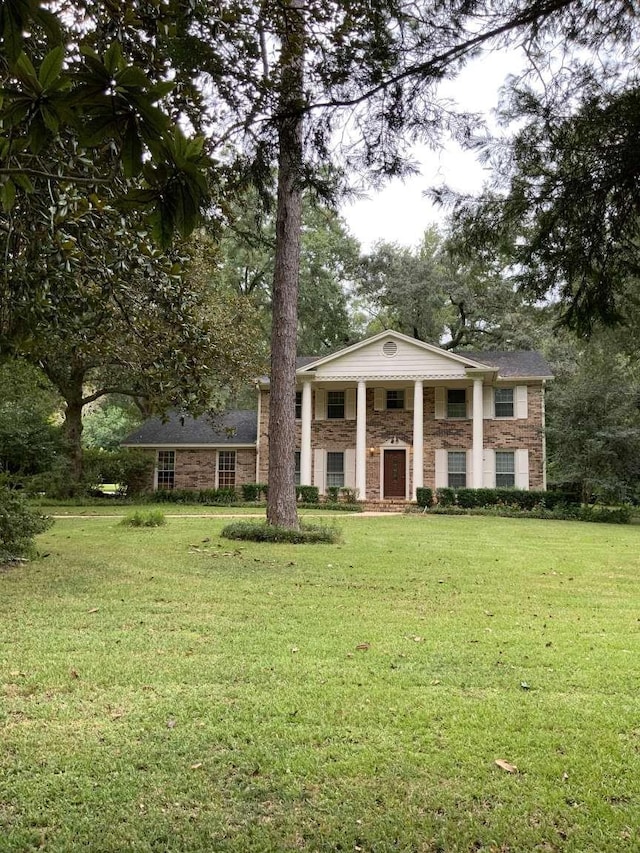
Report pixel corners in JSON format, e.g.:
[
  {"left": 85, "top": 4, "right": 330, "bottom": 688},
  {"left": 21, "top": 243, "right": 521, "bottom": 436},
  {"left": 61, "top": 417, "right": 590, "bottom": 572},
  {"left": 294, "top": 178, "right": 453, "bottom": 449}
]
[{"left": 267, "top": 0, "right": 305, "bottom": 530}]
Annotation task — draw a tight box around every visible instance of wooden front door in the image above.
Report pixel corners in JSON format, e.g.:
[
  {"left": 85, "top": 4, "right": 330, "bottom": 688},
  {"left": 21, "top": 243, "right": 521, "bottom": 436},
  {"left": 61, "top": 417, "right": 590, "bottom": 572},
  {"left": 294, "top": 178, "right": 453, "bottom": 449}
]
[{"left": 384, "top": 449, "right": 406, "bottom": 498}]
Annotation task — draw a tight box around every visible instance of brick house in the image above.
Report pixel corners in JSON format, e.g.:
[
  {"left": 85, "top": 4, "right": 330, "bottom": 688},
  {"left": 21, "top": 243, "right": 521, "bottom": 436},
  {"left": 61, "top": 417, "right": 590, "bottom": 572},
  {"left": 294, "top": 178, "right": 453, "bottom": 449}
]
[{"left": 123, "top": 330, "right": 553, "bottom": 500}]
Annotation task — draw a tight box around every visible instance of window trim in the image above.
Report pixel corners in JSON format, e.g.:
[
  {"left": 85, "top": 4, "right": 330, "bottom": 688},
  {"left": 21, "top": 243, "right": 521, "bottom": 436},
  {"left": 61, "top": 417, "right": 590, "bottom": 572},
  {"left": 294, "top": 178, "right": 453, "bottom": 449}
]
[
  {"left": 326, "top": 451, "right": 345, "bottom": 488},
  {"left": 327, "top": 390, "right": 346, "bottom": 420},
  {"left": 494, "top": 387, "right": 515, "bottom": 419},
  {"left": 495, "top": 450, "right": 515, "bottom": 488},
  {"left": 385, "top": 389, "right": 405, "bottom": 410},
  {"left": 156, "top": 449, "right": 175, "bottom": 490},
  {"left": 447, "top": 450, "right": 467, "bottom": 489},
  {"left": 447, "top": 388, "right": 467, "bottom": 419},
  {"left": 217, "top": 449, "right": 236, "bottom": 488}
]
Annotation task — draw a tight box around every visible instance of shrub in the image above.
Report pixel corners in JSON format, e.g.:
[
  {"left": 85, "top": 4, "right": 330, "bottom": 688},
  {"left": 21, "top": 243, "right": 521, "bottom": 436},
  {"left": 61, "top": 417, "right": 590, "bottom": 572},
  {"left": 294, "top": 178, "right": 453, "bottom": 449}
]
[
  {"left": 221, "top": 520, "right": 342, "bottom": 544},
  {"left": 296, "top": 485, "right": 319, "bottom": 504},
  {"left": 340, "top": 487, "right": 358, "bottom": 504},
  {"left": 415, "top": 487, "right": 433, "bottom": 508},
  {"left": 436, "top": 487, "right": 456, "bottom": 506},
  {"left": 120, "top": 510, "right": 166, "bottom": 527},
  {"left": 0, "top": 488, "right": 53, "bottom": 562},
  {"left": 242, "top": 483, "right": 268, "bottom": 501},
  {"left": 326, "top": 486, "right": 340, "bottom": 503}
]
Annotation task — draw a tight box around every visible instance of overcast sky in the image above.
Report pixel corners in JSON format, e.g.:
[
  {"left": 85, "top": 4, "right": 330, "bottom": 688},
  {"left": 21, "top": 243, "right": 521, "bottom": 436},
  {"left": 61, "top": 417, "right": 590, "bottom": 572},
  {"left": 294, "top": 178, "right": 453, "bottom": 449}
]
[{"left": 340, "top": 47, "right": 524, "bottom": 250}]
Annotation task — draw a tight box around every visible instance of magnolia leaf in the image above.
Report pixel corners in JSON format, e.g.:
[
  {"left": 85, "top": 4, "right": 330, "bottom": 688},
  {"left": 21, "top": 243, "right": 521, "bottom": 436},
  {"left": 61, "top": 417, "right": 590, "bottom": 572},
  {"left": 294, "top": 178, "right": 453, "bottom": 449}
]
[
  {"left": 38, "top": 46, "right": 65, "bottom": 91},
  {"left": 495, "top": 759, "right": 518, "bottom": 774},
  {"left": 1, "top": 179, "right": 16, "bottom": 212}
]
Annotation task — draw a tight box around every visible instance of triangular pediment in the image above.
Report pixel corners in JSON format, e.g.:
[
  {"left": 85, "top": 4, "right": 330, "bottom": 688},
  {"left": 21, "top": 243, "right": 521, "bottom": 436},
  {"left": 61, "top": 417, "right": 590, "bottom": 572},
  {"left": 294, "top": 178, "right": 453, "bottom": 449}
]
[{"left": 298, "top": 330, "right": 491, "bottom": 380}]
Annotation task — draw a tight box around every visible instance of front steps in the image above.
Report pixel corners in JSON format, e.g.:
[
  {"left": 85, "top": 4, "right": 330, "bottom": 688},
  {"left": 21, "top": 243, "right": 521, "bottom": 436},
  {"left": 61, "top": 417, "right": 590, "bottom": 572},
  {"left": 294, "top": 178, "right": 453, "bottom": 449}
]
[{"left": 360, "top": 499, "right": 413, "bottom": 513}]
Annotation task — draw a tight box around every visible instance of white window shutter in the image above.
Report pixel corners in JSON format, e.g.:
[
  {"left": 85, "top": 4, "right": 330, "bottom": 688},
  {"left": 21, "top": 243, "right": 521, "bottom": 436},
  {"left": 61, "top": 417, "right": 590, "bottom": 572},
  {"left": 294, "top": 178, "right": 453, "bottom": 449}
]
[
  {"left": 405, "top": 388, "right": 414, "bottom": 410},
  {"left": 313, "top": 449, "right": 326, "bottom": 493},
  {"left": 483, "top": 449, "right": 495, "bottom": 488},
  {"left": 466, "top": 449, "right": 473, "bottom": 485},
  {"left": 515, "top": 385, "right": 528, "bottom": 419},
  {"left": 435, "top": 387, "right": 446, "bottom": 420},
  {"left": 345, "top": 388, "right": 356, "bottom": 420},
  {"left": 435, "top": 449, "right": 447, "bottom": 488},
  {"left": 515, "top": 449, "right": 529, "bottom": 490},
  {"left": 483, "top": 387, "right": 493, "bottom": 419},
  {"left": 315, "top": 389, "right": 326, "bottom": 420},
  {"left": 344, "top": 448, "right": 356, "bottom": 489},
  {"left": 374, "top": 388, "right": 385, "bottom": 411}
]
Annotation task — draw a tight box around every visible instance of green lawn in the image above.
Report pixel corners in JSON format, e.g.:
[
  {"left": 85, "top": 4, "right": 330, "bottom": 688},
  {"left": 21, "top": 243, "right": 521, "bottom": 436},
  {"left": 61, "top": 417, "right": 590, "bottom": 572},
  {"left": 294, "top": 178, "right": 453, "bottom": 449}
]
[{"left": 1, "top": 514, "right": 639, "bottom": 851}]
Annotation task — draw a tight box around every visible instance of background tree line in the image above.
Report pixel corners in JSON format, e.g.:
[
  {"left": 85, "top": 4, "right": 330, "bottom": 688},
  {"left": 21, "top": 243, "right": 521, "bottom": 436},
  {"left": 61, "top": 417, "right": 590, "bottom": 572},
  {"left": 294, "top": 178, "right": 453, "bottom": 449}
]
[{"left": 1, "top": 0, "right": 639, "bottom": 536}]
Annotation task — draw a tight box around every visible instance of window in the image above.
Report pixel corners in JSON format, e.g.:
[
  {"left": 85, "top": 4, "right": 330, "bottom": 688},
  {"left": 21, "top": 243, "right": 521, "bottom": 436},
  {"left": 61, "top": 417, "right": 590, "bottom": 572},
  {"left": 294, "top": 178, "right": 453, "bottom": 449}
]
[
  {"left": 294, "top": 450, "right": 301, "bottom": 486},
  {"left": 295, "top": 390, "right": 302, "bottom": 420},
  {"left": 494, "top": 387, "right": 514, "bottom": 418},
  {"left": 386, "top": 389, "right": 405, "bottom": 410},
  {"left": 157, "top": 450, "right": 175, "bottom": 490},
  {"left": 218, "top": 450, "right": 236, "bottom": 487},
  {"left": 447, "top": 389, "right": 467, "bottom": 419},
  {"left": 326, "top": 451, "right": 345, "bottom": 488},
  {"left": 448, "top": 451, "right": 466, "bottom": 488},
  {"left": 327, "top": 391, "right": 345, "bottom": 419},
  {"left": 495, "top": 451, "right": 515, "bottom": 487}
]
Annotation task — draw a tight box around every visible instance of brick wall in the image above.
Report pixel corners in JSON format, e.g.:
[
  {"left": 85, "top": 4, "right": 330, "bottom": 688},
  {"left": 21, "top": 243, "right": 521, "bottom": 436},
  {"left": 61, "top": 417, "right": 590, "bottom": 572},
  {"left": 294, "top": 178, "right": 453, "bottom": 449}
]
[
  {"left": 259, "top": 383, "right": 546, "bottom": 493},
  {"left": 156, "top": 448, "right": 258, "bottom": 491}
]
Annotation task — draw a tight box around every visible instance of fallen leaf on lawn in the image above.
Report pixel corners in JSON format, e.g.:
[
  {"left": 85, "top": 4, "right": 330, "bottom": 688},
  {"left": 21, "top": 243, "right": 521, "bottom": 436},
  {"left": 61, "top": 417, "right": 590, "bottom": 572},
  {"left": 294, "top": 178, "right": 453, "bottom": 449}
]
[
  {"left": 87, "top": 607, "right": 99, "bottom": 614},
  {"left": 291, "top": 646, "right": 299, "bottom": 653},
  {"left": 70, "top": 668, "right": 79, "bottom": 679},
  {"left": 413, "top": 636, "right": 423, "bottom": 642},
  {"left": 355, "top": 642, "right": 370, "bottom": 651},
  {"left": 495, "top": 759, "right": 518, "bottom": 774},
  {"left": 190, "top": 762, "right": 203, "bottom": 770},
  {"left": 166, "top": 718, "right": 177, "bottom": 729},
  {"left": 346, "top": 652, "right": 354, "bottom": 658},
  {"left": 520, "top": 681, "right": 531, "bottom": 690}
]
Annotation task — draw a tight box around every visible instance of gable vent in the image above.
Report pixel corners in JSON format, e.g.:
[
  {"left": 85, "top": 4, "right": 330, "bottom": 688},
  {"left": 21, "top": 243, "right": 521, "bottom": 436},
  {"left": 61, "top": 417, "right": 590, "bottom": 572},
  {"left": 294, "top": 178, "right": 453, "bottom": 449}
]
[{"left": 382, "top": 340, "right": 398, "bottom": 357}]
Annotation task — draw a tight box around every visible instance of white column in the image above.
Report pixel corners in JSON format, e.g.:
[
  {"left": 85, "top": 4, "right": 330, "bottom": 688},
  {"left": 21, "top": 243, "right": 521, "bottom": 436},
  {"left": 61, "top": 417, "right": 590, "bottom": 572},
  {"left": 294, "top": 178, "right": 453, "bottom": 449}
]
[
  {"left": 356, "top": 381, "right": 367, "bottom": 500},
  {"left": 412, "top": 380, "right": 424, "bottom": 499},
  {"left": 300, "top": 381, "right": 312, "bottom": 485},
  {"left": 472, "top": 378, "right": 484, "bottom": 488}
]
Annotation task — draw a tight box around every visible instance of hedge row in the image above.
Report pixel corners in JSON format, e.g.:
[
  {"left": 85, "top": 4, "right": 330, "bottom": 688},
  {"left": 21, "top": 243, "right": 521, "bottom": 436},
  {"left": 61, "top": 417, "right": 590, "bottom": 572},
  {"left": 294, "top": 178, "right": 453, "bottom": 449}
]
[
  {"left": 429, "top": 487, "right": 580, "bottom": 510},
  {"left": 426, "top": 504, "right": 632, "bottom": 524}
]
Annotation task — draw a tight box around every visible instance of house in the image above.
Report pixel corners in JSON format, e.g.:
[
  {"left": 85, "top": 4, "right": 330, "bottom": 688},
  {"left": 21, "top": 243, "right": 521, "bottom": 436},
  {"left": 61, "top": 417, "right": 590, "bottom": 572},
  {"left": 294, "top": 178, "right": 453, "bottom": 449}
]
[{"left": 123, "top": 330, "right": 553, "bottom": 500}]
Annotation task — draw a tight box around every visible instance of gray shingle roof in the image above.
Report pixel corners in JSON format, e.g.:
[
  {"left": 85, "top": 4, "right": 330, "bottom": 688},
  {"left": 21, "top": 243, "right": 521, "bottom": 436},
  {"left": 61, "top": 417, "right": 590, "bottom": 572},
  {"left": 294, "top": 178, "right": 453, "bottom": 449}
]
[
  {"left": 455, "top": 350, "right": 554, "bottom": 378},
  {"left": 122, "top": 409, "right": 257, "bottom": 447}
]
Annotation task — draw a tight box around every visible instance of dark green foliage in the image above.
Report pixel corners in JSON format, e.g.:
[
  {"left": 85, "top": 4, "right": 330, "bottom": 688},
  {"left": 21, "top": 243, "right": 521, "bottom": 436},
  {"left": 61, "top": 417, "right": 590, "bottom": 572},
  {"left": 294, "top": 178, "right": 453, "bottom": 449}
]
[
  {"left": 0, "top": 488, "right": 53, "bottom": 562},
  {"left": 296, "top": 485, "right": 319, "bottom": 504},
  {"left": 146, "top": 488, "right": 238, "bottom": 505},
  {"left": 242, "top": 483, "right": 268, "bottom": 501},
  {"left": 340, "top": 487, "right": 358, "bottom": 504},
  {"left": 119, "top": 510, "right": 166, "bottom": 528},
  {"left": 427, "top": 503, "right": 631, "bottom": 525},
  {"left": 415, "top": 487, "right": 433, "bottom": 507},
  {"left": 83, "top": 448, "right": 154, "bottom": 496},
  {"left": 220, "top": 520, "right": 341, "bottom": 544},
  {"left": 435, "top": 487, "right": 456, "bottom": 507},
  {"left": 326, "top": 486, "right": 340, "bottom": 503},
  {"left": 442, "top": 488, "right": 580, "bottom": 511}
]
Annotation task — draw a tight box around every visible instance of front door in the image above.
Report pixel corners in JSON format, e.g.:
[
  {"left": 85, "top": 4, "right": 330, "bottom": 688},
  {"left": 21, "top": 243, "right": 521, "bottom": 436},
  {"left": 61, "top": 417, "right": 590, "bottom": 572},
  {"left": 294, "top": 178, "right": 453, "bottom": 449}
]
[{"left": 384, "top": 449, "right": 406, "bottom": 498}]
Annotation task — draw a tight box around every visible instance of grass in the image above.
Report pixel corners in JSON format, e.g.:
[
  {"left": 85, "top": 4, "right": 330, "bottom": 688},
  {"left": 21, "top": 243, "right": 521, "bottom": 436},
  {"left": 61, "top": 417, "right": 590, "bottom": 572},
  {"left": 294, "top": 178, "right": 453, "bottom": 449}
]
[{"left": 1, "top": 514, "right": 639, "bottom": 851}]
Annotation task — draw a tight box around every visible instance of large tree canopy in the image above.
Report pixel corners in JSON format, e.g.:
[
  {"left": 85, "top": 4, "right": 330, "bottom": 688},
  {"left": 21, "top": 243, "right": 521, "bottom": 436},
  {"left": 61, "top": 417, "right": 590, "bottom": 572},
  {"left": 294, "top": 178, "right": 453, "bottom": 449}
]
[
  {"left": 358, "top": 226, "right": 550, "bottom": 350},
  {"left": 443, "top": 20, "right": 640, "bottom": 333}
]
